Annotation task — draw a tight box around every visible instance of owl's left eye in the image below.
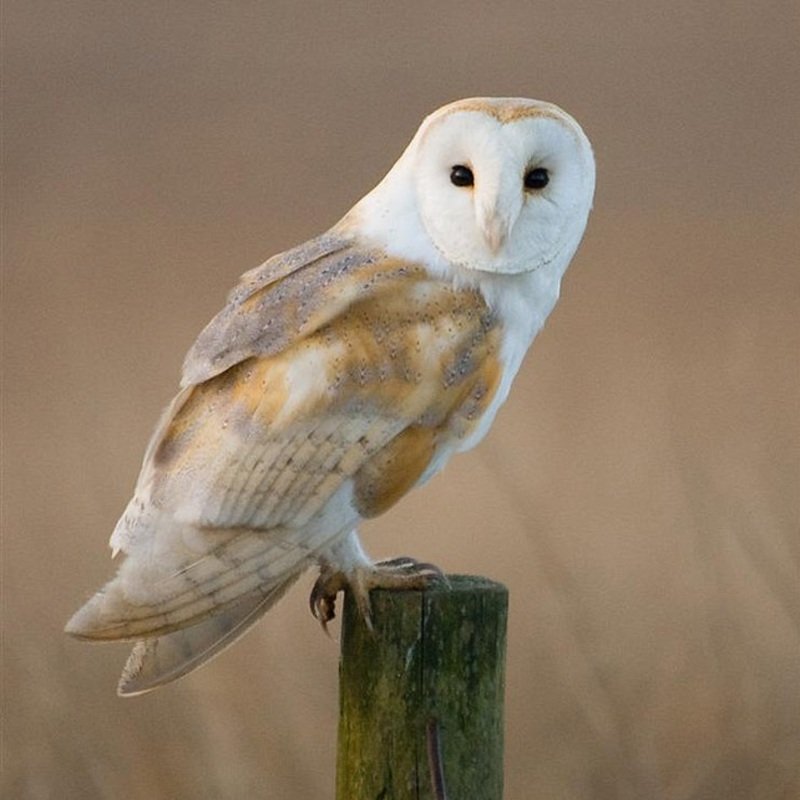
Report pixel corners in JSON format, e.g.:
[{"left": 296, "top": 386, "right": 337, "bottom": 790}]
[
  {"left": 450, "top": 165, "right": 474, "bottom": 187},
  {"left": 524, "top": 167, "right": 549, "bottom": 190}
]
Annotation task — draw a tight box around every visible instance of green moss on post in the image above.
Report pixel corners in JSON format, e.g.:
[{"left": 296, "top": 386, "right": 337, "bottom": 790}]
[{"left": 336, "top": 575, "right": 508, "bottom": 799}]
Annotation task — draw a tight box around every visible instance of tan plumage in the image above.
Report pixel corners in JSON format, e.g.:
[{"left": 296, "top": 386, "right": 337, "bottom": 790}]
[{"left": 67, "top": 97, "right": 595, "bottom": 694}]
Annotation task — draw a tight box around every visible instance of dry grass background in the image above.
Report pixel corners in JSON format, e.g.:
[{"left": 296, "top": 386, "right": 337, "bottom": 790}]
[{"left": 3, "top": 1, "right": 799, "bottom": 798}]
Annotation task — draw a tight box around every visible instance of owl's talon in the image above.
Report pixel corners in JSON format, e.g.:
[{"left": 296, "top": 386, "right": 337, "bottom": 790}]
[
  {"left": 374, "top": 556, "right": 418, "bottom": 570},
  {"left": 313, "top": 594, "right": 336, "bottom": 634},
  {"left": 310, "top": 568, "right": 347, "bottom": 633},
  {"left": 377, "top": 557, "right": 446, "bottom": 580},
  {"left": 309, "top": 556, "right": 447, "bottom": 632}
]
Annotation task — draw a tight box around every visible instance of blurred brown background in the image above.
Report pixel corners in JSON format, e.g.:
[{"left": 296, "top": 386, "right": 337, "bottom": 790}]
[{"left": 3, "top": 1, "right": 799, "bottom": 798}]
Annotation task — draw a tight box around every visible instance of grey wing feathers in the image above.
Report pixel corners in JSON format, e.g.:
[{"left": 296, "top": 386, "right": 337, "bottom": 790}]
[{"left": 181, "top": 231, "right": 386, "bottom": 386}]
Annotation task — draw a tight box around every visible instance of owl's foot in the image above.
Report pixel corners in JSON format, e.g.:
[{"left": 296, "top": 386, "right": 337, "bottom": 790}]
[{"left": 309, "top": 557, "right": 446, "bottom": 632}]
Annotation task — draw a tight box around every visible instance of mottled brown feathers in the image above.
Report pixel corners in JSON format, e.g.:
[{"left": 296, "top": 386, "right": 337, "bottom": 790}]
[{"left": 150, "top": 236, "right": 503, "bottom": 527}]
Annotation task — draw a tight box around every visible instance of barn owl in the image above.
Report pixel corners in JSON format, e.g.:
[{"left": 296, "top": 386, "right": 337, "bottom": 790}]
[{"left": 66, "top": 97, "right": 595, "bottom": 695}]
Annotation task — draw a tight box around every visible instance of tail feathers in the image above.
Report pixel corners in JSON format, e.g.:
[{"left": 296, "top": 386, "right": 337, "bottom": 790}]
[
  {"left": 117, "top": 574, "right": 299, "bottom": 696},
  {"left": 66, "top": 527, "right": 315, "bottom": 641}
]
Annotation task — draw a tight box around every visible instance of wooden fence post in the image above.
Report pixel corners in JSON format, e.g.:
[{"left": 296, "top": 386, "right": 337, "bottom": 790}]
[{"left": 336, "top": 575, "right": 508, "bottom": 799}]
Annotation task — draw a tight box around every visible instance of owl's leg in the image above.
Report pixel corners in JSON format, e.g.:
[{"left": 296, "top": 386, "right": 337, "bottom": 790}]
[{"left": 310, "top": 530, "right": 445, "bottom": 631}]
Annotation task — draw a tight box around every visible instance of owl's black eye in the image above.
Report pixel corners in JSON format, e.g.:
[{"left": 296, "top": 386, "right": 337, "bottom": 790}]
[
  {"left": 450, "top": 165, "right": 474, "bottom": 187},
  {"left": 524, "top": 167, "right": 549, "bottom": 190}
]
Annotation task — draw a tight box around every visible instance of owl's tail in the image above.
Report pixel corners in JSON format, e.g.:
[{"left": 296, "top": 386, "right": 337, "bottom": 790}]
[
  {"left": 65, "top": 521, "right": 319, "bottom": 693},
  {"left": 116, "top": 576, "right": 299, "bottom": 696}
]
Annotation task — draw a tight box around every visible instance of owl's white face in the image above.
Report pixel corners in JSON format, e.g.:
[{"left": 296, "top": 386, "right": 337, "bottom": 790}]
[{"left": 410, "top": 98, "right": 595, "bottom": 275}]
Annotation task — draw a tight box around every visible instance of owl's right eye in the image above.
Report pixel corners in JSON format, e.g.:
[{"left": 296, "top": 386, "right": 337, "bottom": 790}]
[{"left": 450, "top": 165, "right": 474, "bottom": 187}]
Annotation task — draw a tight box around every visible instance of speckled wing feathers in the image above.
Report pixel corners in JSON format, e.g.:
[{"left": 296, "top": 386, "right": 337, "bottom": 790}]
[
  {"left": 182, "top": 233, "right": 397, "bottom": 386},
  {"left": 148, "top": 236, "right": 503, "bottom": 533}
]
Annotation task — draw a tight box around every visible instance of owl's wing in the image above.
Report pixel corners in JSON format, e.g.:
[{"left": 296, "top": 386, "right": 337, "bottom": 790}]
[
  {"left": 141, "top": 231, "right": 503, "bottom": 534},
  {"left": 68, "top": 233, "right": 502, "bottom": 648}
]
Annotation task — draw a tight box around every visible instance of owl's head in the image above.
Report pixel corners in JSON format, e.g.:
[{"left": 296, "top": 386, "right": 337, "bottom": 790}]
[{"left": 405, "top": 97, "right": 595, "bottom": 275}]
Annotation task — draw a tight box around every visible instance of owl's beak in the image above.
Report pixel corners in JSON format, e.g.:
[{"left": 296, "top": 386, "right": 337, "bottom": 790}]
[
  {"left": 478, "top": 194, "right": 520, "bottom": 256},
  {"left": 482, "top": 214, "right": 509, "bottom": 255}
]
